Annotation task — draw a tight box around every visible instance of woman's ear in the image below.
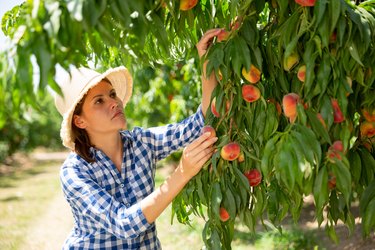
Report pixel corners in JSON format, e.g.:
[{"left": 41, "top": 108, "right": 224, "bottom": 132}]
[{"left": 73, "top": 115, "right": 86, "bottom": 129}]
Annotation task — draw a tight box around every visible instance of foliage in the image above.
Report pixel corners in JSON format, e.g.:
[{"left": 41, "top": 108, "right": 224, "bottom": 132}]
[{"left": 1, "top": 0, "right": 375, "bottom": 249}]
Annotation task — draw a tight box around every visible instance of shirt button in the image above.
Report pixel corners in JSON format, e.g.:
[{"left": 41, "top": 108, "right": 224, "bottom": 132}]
[{"left": 120, "top": 184, "right": 124, "bottom": 188}]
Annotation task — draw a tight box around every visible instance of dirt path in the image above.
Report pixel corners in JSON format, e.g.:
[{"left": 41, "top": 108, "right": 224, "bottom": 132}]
[
  {"left": 19, "top": 151, "right": 73, "bottom": 250},
  {"left": 21, "top": 190, "right": 73, "bottom": 250}
]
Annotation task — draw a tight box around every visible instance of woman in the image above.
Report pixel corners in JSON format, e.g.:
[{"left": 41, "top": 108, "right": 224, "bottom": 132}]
[{"left": 54, "top": 29, "right": 221, "bottom": 249}]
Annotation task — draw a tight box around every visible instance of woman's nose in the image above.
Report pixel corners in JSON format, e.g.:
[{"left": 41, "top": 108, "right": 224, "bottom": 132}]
[{"left": 109, "top": 99, "right": 118, "bottom": 109}]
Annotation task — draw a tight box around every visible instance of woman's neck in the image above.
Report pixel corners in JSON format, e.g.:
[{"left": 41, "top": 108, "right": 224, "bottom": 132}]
[{"left": 91, "top": 132, "right": 123, "bottom": 171}]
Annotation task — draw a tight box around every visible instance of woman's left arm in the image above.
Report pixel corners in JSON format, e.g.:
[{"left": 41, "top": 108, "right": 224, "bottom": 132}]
[{"left": 196, "top": 28, "right": 222, "bottom": 118}]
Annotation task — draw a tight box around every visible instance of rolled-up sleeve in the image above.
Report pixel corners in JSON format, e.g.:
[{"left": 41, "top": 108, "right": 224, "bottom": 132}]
[
  {"left": 60, "top": 166, "right": 151, "bottom": 239},
  {"left": 138, "top": 106, "right": 205, "bottom": 161}
]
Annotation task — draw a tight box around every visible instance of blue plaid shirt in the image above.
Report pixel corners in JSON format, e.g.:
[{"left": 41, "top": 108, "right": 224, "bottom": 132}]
[{"left": 60, "top": 107, "right": 205, "bottom": 249}]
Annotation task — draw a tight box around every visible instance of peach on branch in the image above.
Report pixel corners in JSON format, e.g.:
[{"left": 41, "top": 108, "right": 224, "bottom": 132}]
[
  {"left": 328, "top": 172, "right": 336, "bottom": 190},
  {"left": 283, "top": 53, "right": 299, "bottom": 71},
  {"left": 179, "top": 0, "right": 198, "bottom": 11},
  {"left": 331, "top": 99, "right": 345, "bottom": 123},
  {"left": 221, "top": 142, "right": 241, "bottom": 161},
  {"left": 244, "top": 169, "right": 262, "bottom": 187},
  {"left": 282, "top": 93, "right": 300, "bottom": 123},
  {"left": 327, "top": 140, "right": 344, "bottom": 162},
  {"left": 242, "top": 84, "right": 261, "bottom": 103},
  {"left": 201, "top": 125, "right": 216, "bottom": 138},
  {"left": 242, "top": 64, "right": 261, "bottom": 84},
  {"left": 360, "top": 121, "right": 375, "bottom": 138},
  {"left": 297, "top": 65, "right": 306, "bottom": 82},
  {"left": 217, "top": 29, "right": 230, "bottom": 42},
  {"left": 219, "top": 207, "right": 230, "bottom": 222},
  {"left": 238, "top": 152, "right": 245, "bottom": 163},
  {"left": 295, "top": 0, "right": 316, "bottom": 7},
  {"left": 211, "top": 97, "right": 220, "bottom": 118},
  {"left": 362, "top": 108, "right": 375, "bottom": 122}
]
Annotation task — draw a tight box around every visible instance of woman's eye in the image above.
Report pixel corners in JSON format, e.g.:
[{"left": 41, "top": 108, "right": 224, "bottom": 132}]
[
  {"left": 95, "top": 98, "right": 103, "bottom": 104},
  {"left": 110, "top": 92, "right": 117, "bottom": 98}
]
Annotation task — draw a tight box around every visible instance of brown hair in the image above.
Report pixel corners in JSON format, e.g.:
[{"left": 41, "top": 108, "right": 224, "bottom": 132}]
[
  {"left": 72, "top": 95, "right": 95, "bottom": 163},
  {"left": 71, "top": 78, "right": 112, "bottom": 162}
]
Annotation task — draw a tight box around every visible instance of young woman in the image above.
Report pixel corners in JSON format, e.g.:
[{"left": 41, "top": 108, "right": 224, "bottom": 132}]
[{"left": 54, "top": 29, "right": 221, "bottom": 249}]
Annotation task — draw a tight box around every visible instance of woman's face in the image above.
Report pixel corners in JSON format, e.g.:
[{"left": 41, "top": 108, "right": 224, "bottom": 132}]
[{"left": 73, "top": 81, "right": 127, "bottom": 136}]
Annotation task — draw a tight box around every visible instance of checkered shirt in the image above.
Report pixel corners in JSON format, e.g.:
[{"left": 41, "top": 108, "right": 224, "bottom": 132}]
[{"left": 60, "top": 107, "right": 204, "bottom": 249}]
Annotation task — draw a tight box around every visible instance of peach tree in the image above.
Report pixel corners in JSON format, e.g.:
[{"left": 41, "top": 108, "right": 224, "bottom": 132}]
[{"left": 1, "top": 0, "right": 375, "bottom": 249}]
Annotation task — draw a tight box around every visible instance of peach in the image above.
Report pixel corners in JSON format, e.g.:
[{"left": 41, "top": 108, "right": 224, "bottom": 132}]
[
  {"left": 295, "top": 0, "right": 316, "bottom": 6},
  {"left": 242, "top": 84, "right": 261, "bottom": 103},
  {"left": 220, "top": 142, "right": 241, "bottom": 161},
  {"left": 362, "top": 108, "right": 375, "bottom": 122},
  {"left": 297, "top": 65, "right": 306, "bottom": 82},
  {"left": 242, "top": 64, "right": 261, "bottom": 84},
  {"left": 331, "top": 98, "right": 345, "bottom": 123},
  {"left": 219, "top": 207, "right": 230, "bottom": 222},
  {"left": 217, "top": 29, "right": 230, "bottom": 42},
  {"left": 327, "top": 140, "right": 344, "bottom": 162},
  {"left": 267, "top": 98, "right": 282, "bottom": 116},
  {"left": 317, "top": 113, "right": 327, "bottom": 129},
  {"left": 360, "top": 122, "right": 375, "bottom": 138},
  {"left": 211, "top": 97, "right": 220, "bottom": 118},
  {"left": 244, "top": 169, "right": 262, "bottom": 187},
  {"left": 328, "top": 172, "right": 336, "bottom": 190},
  {"left": 230, "top": 16, "right": 242, "bottom": 31},
  {"left": 179, "top": 0, "right": 198, "bottom": 10},
  {"left": 201, "top": 125, "right": 216, "bottom": 138},
  {"left": 282, "top": 93, "right": 300, "bottom": 123},
  {"left": 283, "top": 53, "right": 299, "bottom": 71},
  {"left": 238, "top": 152, "right": 245, "bottom": 163}
]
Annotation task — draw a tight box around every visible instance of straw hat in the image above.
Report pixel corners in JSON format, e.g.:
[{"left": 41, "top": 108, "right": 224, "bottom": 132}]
[{"left": 54, "top": 66, "right": 133, "bottom": 150}]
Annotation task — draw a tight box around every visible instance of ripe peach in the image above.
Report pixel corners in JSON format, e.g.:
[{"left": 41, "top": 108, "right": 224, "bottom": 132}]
[
  {"left": 219, "top": 207, "right": 230, "bottom": 222},
  {"left": 242, "top": 84, "right": 261, "bottom": 103},
  {"left": 179, "top": 0, "right": 198, "bottom": 10},
  {"left": 211, "top": 97, "right": 220, "bottom": 118},
  {"left": 244, "top": 169, "right": 262, "bottom": 187},
  {"left": 242, "top": 64, "right": 261, "bottom": 84},
  {"left": 360, "top": 122, "right": 375, "bottom": 138},
  {"left": 238, "top": 152, "right": 245, "bottom": 163},
  {"left": 220, "top": 142, "right": 241, "bottom": 161},
  {"left": 295, "top": 0, "right": 316, "bottom": 6},
  {"left": 201, "top": 125, "right": 216, "bottom": 138},
  {"left": 362, "top": 108, "right": 375, "bottom": 122},
  {"left": 297, "top": 65, "right": 306, "bottom": 82},
  {"left": 327, "top": 140, "right": 344, "bottom": 162},
  {"left": 282, "top": 93, "right": 300, "bottom": 123},
  {"left": 283, "top": 53, "right": 299, "bottom": 71},
  {"left": 331, "top": 99, "right": 345, "bottom": 123},
  {"left": 217, "top": 29, "right": 230, "bottom": 42}
]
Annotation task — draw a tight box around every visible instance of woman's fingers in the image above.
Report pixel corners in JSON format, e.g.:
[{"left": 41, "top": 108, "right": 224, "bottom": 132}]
[
  {"left": 184, "top": 135, "right": 217, "bottom": 158},
  {"left": 196, "top": 28, "right": 222, "bottom": 57}
]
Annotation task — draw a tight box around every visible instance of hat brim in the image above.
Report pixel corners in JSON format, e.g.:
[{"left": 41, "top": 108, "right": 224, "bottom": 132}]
[{"left": 60, "top": 66, "right": 132, "bottom": 150}]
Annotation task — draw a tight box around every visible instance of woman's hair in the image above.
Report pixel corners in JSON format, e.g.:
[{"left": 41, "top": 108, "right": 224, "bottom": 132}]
[{"left": 71, "top": 78, "right": 112, "bottom": 163}]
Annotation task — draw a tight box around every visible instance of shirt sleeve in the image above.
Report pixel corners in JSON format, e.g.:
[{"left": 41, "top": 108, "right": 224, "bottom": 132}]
[
  {"left": 136, "top": 105, "right": 205, "bottom": 161},
  {"left": 60, "top": 164, "right": 151, "bottom": 239}
]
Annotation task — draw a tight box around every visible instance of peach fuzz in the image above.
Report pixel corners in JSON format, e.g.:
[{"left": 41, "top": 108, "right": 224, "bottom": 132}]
[
  {"left": 282, "top": 93, "right": 300, "bottom": 123},
  {"left": 242, "top": 84, "right": 261, "bottom": 103},
  {"left": 242, "top": 64, "right": 261, "bottom": 84},
  {"left": 220, "top": 142, "right": 241, "bottom": 161},
  {"left": 179, "top": 0, "right": 198, "bottom": 11}
]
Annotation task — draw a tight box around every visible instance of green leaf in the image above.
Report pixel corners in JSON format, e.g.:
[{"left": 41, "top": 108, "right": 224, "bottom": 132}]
[
  {"left": 211, "top": 182, "right": 223, "bottom": 221},
  {"left": 348, "top": 43, "right": 364, "bottom": 66},
  {"left": 362, "top": 198, "right": 375, "bottom": 237},
  {"left": 329, "top": 0, "right": 341, "bottom": 33},
  {"left": 348, "top": 150, "right": 362, "bottom": 184},
  {"left": 333, "top": 160, "right": 352, "bottom": 205},
  {"left": 306, "top": 109, "right": 331, "bottom": 144},
  {"left": 314, "top": 166, "right": 329, "bottom": 224}
]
